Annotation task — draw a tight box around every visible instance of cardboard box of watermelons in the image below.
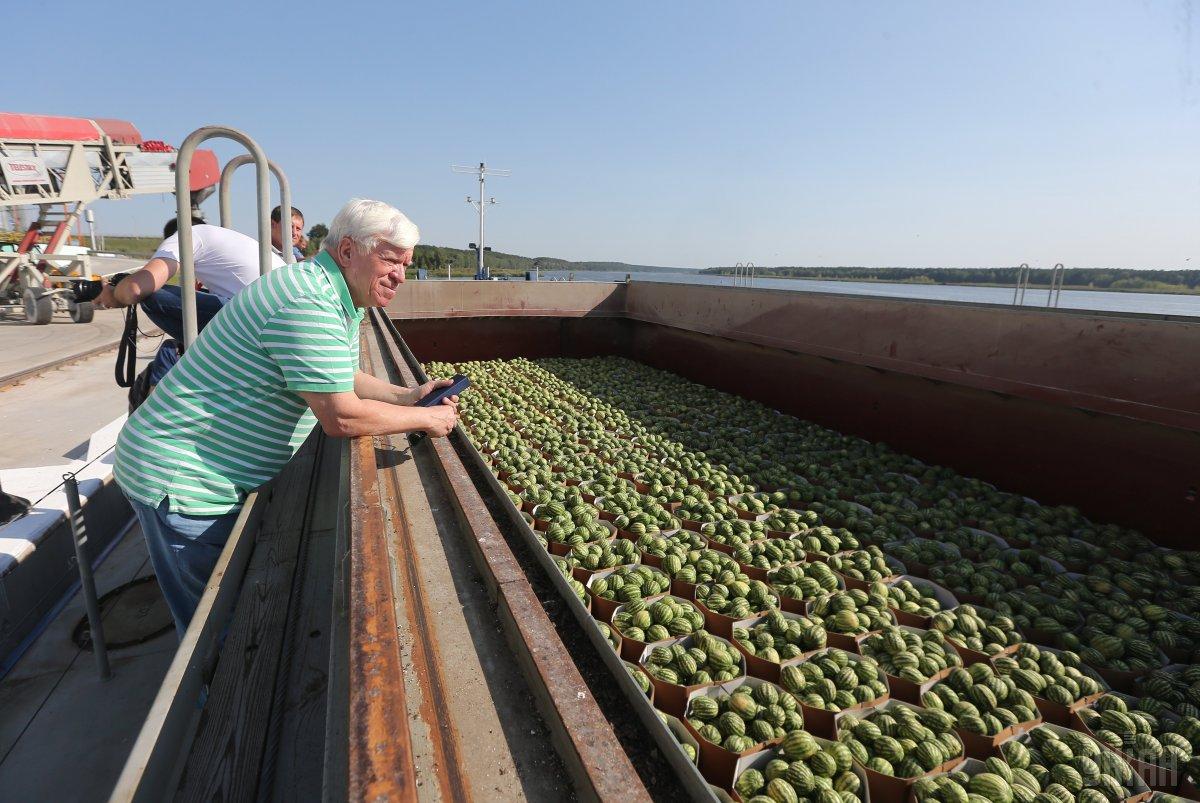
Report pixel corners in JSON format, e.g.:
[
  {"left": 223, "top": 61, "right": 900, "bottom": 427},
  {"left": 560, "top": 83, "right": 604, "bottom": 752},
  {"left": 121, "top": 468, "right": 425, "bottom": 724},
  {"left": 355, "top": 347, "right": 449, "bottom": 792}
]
[
  {"left": 880, "top": 539, "right": 962, "bottom": 580},
  {"left": 1084, "top": 648, "right": 1171, "bottom": 696},
  {"left": 584, "top": 563, "right": 669, "bottom": 623},
  {"left": 822, "top": 607, "right": 897, "bottom": 654},
  {"left": 940, "top": 604, "right": 1024, "bottom": 667},
  {"left": 901, "top": 757, "right": 984, "bottom": 803},
  {"left": 853, "top": 624, "right": 961, "bottom": 705},
  {"left": 728, "top": 610, "right": 826, "bottom": 684},
  {"left": 695, "top": 591, "right": 781, "bottom": 640},
  {"left": 1011, "top": 645, "right": 1110, "bottom": 727},
  {"left": 780, "top": 648, "right": 891, "bottom": 739},
  {"left": 766, "top": 563, "right": 845, "bottom": 617},
  {"left": 884, "top": 576, "right": 959, "bottom": 630},
  {"left": 639, "top": 632, "right": 748, "bottom": 718},
  {"left": 610, "top": 593, "right": 705, "bottom": 662},
  {"left": 833, "top": 698, "right": 967, "bottom": 803},
  {"left": 682, "top": 675, "right": 794, "bottom": 788},
  {"left": 954, "top": 710, "right": 1043, "bottom": 761},
  {"left": 1069, "top": 690, "right": 1187, "bottom": 793},
  {"left": 729, "top": 735, "right": 872, "bottom": 803},
  {"left": 1013, "top": 722, "right": 1153, "bottom": 803},
  {"left": 834, "top": 554, "right": 907, "bottom": 593}
]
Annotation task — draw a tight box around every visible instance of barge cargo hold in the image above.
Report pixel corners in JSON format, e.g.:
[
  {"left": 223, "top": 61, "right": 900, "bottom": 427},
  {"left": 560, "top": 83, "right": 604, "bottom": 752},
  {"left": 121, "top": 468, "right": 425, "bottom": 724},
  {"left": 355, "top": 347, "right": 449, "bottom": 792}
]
[{"left": 14, "top": 280, "right": 1198, "bottom": 800}]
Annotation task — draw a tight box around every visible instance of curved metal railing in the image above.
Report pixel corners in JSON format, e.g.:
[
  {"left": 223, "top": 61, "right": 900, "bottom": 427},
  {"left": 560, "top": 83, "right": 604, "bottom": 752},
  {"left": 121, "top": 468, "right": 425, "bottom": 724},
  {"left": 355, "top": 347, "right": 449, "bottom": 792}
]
[{"left": 173, "top": 126, "right": 275, "bottom": 349}]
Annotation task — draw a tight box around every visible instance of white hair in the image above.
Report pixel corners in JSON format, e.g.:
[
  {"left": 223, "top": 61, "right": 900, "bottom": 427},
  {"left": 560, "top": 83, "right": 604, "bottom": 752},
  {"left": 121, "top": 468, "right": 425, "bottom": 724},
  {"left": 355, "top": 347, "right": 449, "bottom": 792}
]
[{"left": 323, "top": 198, "right": 420, "bottom": 255}]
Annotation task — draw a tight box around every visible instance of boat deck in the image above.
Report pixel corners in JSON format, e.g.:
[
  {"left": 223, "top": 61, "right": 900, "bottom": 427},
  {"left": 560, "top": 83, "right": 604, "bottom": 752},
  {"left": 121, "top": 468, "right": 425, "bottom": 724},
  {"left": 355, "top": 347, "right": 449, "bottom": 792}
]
[{"left": 0, "top": 521, "right": 174, "bottom": 803}]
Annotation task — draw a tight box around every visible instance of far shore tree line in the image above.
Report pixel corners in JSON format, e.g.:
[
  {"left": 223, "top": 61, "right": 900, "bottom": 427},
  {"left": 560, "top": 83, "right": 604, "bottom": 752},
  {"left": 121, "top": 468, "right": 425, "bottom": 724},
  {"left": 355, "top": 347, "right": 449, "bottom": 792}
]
[{"left": 702, "top": 266, "right": 1200, "bottom": 292}]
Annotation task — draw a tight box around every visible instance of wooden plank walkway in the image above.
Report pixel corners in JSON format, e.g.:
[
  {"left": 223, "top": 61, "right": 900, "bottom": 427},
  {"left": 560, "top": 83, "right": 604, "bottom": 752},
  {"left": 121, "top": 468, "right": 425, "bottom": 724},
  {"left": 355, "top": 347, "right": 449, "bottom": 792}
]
[{"left": 175, "top": 432, "right": 344, "bottom": 801}]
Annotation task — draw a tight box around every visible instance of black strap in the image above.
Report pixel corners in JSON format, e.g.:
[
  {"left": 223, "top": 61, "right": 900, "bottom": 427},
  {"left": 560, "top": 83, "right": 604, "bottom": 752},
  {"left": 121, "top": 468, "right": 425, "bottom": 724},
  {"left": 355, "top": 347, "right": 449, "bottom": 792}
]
[{"left": 114, "top": 304, "right": 138, "bottom": 388}]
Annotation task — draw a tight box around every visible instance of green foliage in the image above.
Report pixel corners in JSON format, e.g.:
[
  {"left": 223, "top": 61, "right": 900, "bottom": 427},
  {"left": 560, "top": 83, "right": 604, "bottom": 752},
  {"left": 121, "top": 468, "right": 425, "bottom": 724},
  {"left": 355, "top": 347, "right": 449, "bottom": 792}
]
[{"left": 305, "top": 224, "right": 328, "bottom": 256}]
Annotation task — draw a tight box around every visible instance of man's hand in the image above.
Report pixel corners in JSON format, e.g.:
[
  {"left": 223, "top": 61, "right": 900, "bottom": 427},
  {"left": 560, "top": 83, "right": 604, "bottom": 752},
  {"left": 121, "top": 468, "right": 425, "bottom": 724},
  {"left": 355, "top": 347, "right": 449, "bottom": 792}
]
[
  {"left": 95, "top": 284, "right": 120, "bottom": 309},
  {"left": 411, "top": 377, "right": 460, "bottom": 409},
  {"left": 423, "top": 404, "right": 458, "bottom": 437}
]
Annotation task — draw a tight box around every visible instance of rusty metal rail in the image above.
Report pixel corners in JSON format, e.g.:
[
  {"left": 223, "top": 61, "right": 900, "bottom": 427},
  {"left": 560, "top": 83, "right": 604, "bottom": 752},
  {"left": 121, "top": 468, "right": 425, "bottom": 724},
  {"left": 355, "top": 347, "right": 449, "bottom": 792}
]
[
  {"left": 347, "top": 431, "right": 419, "bottom": 802},
  {"left": 367, "top": 309, "right": 713, "bottom": 801}
]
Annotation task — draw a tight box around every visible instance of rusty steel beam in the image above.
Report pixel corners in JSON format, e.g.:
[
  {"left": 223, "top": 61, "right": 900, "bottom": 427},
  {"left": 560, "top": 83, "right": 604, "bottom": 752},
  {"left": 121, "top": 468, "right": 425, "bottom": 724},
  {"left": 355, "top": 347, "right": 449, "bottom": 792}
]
[
  {"left": 357, "top": 336, "right": 472, "bottom": 803},
  {"left": 367, "top": 309, "right": 654, "bottom": 803},
  {"left": 347, "top": 430, "right": 419, "bottom": 803}
]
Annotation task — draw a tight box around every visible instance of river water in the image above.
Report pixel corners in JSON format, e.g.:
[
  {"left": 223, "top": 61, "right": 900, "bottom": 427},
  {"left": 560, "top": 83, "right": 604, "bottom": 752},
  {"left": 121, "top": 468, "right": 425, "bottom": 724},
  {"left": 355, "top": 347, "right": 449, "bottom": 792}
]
[{"left": 522, "top": 271, "right": 1200, "bottom": 317}]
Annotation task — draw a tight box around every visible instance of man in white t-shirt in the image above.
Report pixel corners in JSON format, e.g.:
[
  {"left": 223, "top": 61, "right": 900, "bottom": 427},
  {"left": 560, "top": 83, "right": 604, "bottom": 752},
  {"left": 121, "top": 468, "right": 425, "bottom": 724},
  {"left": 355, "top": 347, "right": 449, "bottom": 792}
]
[
  {"left": 97, "top": 216, "right": 286, "bottom": 335},
  {"left": 98, "top": 216, "right": 289, "bottom": 400}
]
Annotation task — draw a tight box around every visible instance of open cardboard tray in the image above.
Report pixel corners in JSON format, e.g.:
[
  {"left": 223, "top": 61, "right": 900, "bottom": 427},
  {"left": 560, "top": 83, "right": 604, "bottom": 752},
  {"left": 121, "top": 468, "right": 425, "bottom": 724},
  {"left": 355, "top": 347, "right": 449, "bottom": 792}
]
[
  {"left": 730, "top": 736, "right": 872, "bottom": 803},
  {"left": 885, "top": 575, "right": 959, "bottom": 629},
  {"left": 639, "top": 633, "right": 749, "bottom": 718},
  {"left": 960, "top": 527, "right": 1010, "bottom": 558},
  {"left": 1084, "top": 648, "right": 1172, "bottom": 695},
  {"left": 881, "top": 539, "right": 962, "bottom": 579},
  {"left": 585, "top": 563, "right": 671, "bottom": 623},
  {"left": 835, "top": 555, "right": 908, "bottom": 592},
  {"left": 729, "top": 610, "right": 824, "bottom": 684},
  {"left": 1159, "top": 612, "right": 1199, "bottom": 665},
  {"left": 700, "top": 533, "right": 761, "bottom": 557},
  {"left": 1014, "top": 722, "right": 1153, "bottom": 803},
  {"left": 789, "top": 648, "right": 891, "bottom": 739},
  {"left": 1069, "top": 690, "right": 1188, "bottom": 793},
  {"left": 611, "top": 593, "right": 705, "bottom": 661},
  {"left": 999, "top": 547, "right": 1067, "bottom": 588},
  {"left": 683, "top": 676, "right": 791, "bottom": 788},
  {"left": 953, "top": 709, "right": 1043, "bottom": 760},
  {"left": 1019, "top": 645, "right": 1110, "bottom": 727},
  {"left": 696, "top": 594, "right": 780, "bottom": 640},
  {"left": 464, "top": 435, "right": 721, "bottom": 801},
  {"left": 943, "top": 603, "right": 1024, "bottom": 666},
  {"left": 833, "top": 698, "right": 966, "bottom": 803},
  {"left": 854, "top": 624, "right": 960, "bottom": 704},
  {"left": 553, "top": 523, "right": 626, "bottom": 563},
  {"left": 910, "top": 757, "right": 985, "bottom": 802},
  {"left": 766, "top": 564, "right": 845, "bottom": 616}
]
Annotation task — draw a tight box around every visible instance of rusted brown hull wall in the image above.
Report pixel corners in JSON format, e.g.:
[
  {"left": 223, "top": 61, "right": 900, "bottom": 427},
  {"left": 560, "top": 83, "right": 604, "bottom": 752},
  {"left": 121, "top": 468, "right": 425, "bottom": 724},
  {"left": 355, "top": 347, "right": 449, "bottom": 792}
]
[
  {"left": 390, "top": 283, "right": 1200, "bottom": 545},
  {"left": 396, "top": 317, "right": 632, "bottom": 364}
]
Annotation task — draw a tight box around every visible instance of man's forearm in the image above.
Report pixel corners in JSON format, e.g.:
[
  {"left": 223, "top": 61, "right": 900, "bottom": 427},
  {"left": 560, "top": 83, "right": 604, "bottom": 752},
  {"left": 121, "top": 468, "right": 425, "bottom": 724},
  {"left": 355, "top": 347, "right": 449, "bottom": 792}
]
[
  {"left": 354, "top": 370, "right": 414, "bottom": 405},
  {"left": 325, "top": 395, "right": 432, "bottom": 437},
  {"left": 114, "top": 259, "right": 173, "bottom": 306}
]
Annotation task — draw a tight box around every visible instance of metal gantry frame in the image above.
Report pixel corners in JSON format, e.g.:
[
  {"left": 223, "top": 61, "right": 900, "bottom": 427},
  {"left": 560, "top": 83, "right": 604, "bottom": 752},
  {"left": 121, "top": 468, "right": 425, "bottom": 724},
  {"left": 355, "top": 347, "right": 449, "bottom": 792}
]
[
  {"left": 0, "top": 116, "right": 221, "bottom": 323},
  {"left": 173, "top": 126, "right": 282, "bottom": 349}
]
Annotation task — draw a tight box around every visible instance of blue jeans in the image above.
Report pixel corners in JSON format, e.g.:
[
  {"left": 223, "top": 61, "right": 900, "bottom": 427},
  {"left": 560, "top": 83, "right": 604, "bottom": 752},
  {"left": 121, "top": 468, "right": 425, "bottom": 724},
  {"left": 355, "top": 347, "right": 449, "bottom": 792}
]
[
  {"left": 140, "top": 285, "right": 225, "bottom": 344},
  {"left": 126, "top": 495, "right": 240, "bottom": 638}
]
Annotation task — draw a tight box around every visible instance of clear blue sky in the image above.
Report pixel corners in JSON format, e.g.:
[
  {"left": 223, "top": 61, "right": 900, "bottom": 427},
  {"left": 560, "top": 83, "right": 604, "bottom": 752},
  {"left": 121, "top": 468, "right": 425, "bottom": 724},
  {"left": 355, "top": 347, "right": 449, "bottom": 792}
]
[{"left": 9, "top": 1, "right": 1199, "bottom": 269}]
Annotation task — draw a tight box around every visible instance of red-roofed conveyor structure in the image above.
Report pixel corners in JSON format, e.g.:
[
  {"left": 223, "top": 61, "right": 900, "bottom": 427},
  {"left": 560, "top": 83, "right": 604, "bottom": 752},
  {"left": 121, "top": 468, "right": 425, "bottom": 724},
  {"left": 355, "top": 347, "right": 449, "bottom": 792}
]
[{"left": 0, "top": 112, "right": 220, "bottom": 323}]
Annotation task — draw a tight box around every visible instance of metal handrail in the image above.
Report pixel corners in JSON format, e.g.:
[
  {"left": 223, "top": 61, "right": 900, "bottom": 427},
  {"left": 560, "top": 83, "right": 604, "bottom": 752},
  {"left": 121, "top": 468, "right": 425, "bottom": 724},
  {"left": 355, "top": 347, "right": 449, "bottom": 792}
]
[
  {"left": 173, "top": 126, "right": 273, "bottom": 350},
  {"left": 217, "top": 154, "right": 291, "bottom": 258},
  {"left": 1046, "top": 262, "right": 1065, "bottom": 308},
  {"left": 1012, "top": 263, "right": 1030, "bottom": 306}
]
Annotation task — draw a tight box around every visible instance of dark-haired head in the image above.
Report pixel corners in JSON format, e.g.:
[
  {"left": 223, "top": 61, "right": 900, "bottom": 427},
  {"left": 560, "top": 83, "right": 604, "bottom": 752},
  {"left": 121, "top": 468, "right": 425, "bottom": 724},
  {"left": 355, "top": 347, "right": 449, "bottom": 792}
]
[{"left": 163, "top": 215, "right": 208, "bottom": 239}]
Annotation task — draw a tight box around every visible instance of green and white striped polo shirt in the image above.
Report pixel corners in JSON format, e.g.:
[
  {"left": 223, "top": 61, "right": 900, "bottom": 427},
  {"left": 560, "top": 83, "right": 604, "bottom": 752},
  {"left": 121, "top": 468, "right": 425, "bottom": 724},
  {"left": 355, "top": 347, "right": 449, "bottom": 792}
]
[{"left": 114, "top": 251, "right": 364, "bottom": 515}]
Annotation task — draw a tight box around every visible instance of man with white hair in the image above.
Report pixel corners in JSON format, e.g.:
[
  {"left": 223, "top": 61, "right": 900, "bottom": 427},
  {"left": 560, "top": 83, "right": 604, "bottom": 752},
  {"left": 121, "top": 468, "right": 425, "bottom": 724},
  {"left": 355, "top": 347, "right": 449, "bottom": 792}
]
[{"left": 113, "top": 199, "right": 458, "bottom": 635}]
